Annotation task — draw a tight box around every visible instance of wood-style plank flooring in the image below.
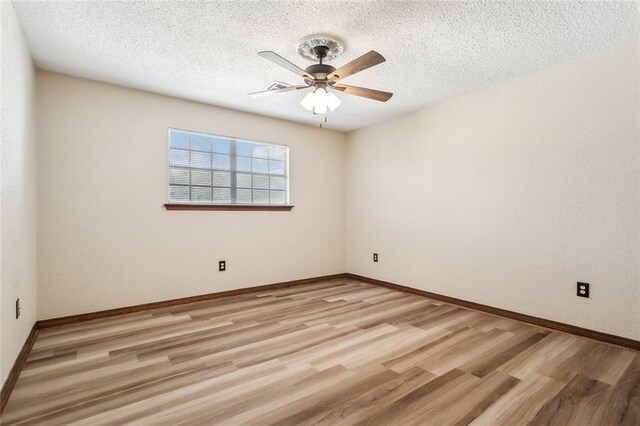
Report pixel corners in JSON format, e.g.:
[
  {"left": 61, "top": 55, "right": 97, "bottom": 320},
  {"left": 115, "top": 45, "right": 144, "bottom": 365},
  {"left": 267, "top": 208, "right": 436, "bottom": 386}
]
[{"left": 3, "top": 278, "right": 639, "bottom": 425}]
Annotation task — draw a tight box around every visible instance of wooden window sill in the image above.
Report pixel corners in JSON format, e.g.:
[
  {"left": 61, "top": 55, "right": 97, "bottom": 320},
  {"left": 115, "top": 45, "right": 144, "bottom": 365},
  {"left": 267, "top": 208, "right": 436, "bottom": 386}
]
[{"left": 164, "top": 203, "right": 294, "bottom": 211}]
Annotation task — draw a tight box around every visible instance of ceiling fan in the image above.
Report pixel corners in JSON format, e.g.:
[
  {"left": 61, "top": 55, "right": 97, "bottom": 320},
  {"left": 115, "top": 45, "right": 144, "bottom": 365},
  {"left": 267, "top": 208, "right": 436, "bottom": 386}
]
[{"left": 249, "top": 36, "right": 392, "bottom": 115}]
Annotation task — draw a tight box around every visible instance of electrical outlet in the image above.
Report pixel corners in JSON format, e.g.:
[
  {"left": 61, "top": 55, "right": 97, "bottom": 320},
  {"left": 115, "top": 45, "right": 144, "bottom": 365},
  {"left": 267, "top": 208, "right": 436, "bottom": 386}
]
[
  {"left": 373, "top": 253, "right": 378, "bottom": 263},
  {"left": 577, "top": 282, "right": 589, "bottom": 298},
  {"left": 219, "top": 261, "right": 226, "bottom": 272},
  {"left": 16, "top": 298, "right": 20, "bottom": 319}
]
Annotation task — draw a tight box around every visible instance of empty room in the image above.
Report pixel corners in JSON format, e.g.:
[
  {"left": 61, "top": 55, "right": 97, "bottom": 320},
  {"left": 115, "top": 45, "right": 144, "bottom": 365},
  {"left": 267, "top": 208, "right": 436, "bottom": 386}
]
[{"left": 1, "top": 1, "right": 638, "bottom": 424}]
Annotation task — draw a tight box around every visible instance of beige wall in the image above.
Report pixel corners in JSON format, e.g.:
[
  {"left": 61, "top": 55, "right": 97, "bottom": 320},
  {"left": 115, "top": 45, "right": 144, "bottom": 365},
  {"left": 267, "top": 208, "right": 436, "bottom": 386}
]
[
  {"left": 1, "top": 2, "right": 38, "bottom": 385},
  {"left": 36, "top": 71, "right": 346, "bottom": 319},
  {"left": 346, "top": 43, "right": 639, "bottom": 340},
  {"left": 21, "top": 35, "right": 640, "bottom": 345}
]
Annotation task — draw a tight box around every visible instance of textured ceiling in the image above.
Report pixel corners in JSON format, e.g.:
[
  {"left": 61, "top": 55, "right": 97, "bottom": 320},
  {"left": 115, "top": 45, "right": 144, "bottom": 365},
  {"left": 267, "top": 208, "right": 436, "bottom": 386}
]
[{"left": 12, "top": 1, "right": 638, "bottom": 131}]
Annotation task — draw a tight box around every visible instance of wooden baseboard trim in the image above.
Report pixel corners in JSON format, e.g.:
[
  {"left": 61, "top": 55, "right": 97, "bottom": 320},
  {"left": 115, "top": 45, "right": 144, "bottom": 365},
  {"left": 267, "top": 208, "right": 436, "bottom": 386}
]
[
  {"left": 37, "top": 273, "right": 348, "bottom": 329},
  {"left": 346, "top": 273, "right": 640, "bottom": 351},
  {"left": 1, "top": 324, "right": 39, "bottom": 414}
]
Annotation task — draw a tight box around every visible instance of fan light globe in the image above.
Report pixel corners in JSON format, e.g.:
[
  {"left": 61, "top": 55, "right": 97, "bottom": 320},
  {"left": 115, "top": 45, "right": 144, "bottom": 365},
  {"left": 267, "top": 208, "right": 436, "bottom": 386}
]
[
  {"left": 301, "top": 91, "right": 315, "bottom": 111},
  {"left": 314, "top": 87, "right": 328, "bottom": 114},
  {"left": 326, "top": 91, "right": 341, "bottom": 111}
]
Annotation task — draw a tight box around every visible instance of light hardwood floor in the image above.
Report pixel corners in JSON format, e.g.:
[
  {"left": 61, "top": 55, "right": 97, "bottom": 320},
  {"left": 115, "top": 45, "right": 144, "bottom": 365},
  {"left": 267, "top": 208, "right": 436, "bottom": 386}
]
[{"left": 3, "top": 278, "right": 639, "bottom": 425}]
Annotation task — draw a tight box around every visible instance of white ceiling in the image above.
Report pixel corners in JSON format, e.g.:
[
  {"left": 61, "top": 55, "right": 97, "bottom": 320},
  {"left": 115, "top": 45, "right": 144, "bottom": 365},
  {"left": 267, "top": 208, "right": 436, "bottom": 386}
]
[{"left": 13, "top": 1, "right": 638, "bottom": 132}]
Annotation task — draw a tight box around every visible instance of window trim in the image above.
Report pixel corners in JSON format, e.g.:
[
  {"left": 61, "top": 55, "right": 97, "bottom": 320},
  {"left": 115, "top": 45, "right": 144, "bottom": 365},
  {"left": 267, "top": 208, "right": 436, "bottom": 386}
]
[
  {"left": 166, "top": 128, "right": 291, "bottom": 209},
  {"left": 164, "top": 203, "right": 294, "bottom": 211}
]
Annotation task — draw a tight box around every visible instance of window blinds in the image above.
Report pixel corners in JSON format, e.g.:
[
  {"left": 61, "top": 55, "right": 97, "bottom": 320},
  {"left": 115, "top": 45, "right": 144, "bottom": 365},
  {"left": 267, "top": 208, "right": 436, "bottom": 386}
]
[{"left": 168, "top": 129, "right": 289, "bottom": 205}]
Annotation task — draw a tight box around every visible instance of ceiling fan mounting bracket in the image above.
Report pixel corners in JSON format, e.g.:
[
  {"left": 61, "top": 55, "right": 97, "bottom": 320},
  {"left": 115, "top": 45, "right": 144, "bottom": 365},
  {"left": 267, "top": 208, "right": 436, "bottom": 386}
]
[
  {"left": 297, "top": 34, "right": 345, "bottom": 62},
  {"left": 312, "top": 45, "right": 330, "bottom": 64}
]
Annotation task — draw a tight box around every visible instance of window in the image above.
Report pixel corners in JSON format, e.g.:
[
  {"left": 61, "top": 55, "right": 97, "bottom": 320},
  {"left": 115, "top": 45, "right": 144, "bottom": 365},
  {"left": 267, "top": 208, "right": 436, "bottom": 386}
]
[{"left": 168, "top": 129, "right": 289, "bottom": 206}]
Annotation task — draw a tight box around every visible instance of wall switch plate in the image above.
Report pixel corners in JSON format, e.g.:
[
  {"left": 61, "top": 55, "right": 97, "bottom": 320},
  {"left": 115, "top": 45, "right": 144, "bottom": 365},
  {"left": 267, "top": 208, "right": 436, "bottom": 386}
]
[
  {"left": 577, "top": 282, "right": 589, "bottom": 298},
  {"left": 16, "top": 298, "right": 20, "bottom": 319},
  {"left": 373, "top": 253, "right": 378, "bottom": 263},
  {"left": 219, "top": 261, "right": 226, "bottom": 272}
]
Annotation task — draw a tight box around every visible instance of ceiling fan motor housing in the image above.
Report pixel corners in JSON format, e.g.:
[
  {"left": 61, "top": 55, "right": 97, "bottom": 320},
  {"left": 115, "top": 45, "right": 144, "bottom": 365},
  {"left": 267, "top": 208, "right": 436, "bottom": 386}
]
[{"left": 305, "top": 63, "right": 336, "bottom": 82}]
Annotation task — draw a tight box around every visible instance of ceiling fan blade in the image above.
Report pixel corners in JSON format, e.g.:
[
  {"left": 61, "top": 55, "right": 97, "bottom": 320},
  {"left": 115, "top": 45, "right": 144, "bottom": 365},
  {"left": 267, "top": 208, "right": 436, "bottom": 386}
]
[
  {"left": 249, "top": 85, "right": 309, "bottom": 97},
  {"left": 328, "top": 50, "right": 386, "bottom": 81},
  {"left": 258, "top": 51, "right": 313, "bottom": 79},
  {"left": 333, "top": 84, "right": 393, "bottom": 102}
]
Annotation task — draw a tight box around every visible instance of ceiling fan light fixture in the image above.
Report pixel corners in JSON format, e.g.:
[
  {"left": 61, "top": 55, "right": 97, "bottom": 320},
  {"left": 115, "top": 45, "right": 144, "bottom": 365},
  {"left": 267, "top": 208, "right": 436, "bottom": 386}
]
[{"left": 301, "top": 86, "right": 340, "bottom": 114}]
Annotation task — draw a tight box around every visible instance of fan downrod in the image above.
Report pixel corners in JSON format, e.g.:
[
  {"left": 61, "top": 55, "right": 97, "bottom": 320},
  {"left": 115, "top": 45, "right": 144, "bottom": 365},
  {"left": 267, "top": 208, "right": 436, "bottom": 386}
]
[{"left": 312, "top": 45, "right": 330, "bottom": 64}]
